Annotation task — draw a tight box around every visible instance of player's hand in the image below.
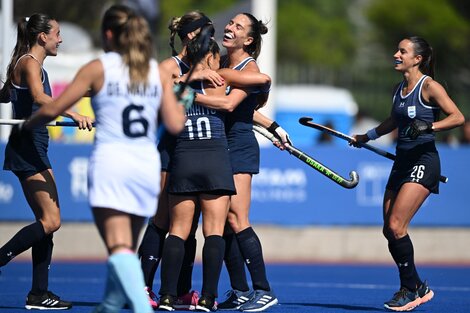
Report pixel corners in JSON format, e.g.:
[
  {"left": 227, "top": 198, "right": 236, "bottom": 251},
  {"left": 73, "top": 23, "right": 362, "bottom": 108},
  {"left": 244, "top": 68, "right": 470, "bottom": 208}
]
[
  {"left": 70, "top": 113, "right": 94, "bottom": 131},
  {"left": 404, "top": 119, "right": 433, "bottom": 140},
  {"left": 350, "top": 134, "right": 369, "bottom": 147},
  {"left": 173, "top": 84, "right": 196, "bottom": 110},
  {"left": 267, "top": 121, "right": 292, "bottom": 150}
]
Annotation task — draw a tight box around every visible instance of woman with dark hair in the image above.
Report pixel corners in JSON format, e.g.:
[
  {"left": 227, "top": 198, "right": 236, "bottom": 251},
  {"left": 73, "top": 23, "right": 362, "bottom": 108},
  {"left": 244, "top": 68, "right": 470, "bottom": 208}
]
[
  {"left": 195, "top": 13, "right": 286, "bottom": 312},
  {"left": 137, "top": 10, "right": 221, "bottom": 310},
  {"left": 157, "top": 35, "right": 272, "bottom": 312},
  {"left": 0, "top": 13, "right": 93, "bottom": 310},
  {"left": 352, "top": 36, "right": 464, "bottom": 311},
  {"left": 19, "top": 5, "right": 186, "bottom": 312}
]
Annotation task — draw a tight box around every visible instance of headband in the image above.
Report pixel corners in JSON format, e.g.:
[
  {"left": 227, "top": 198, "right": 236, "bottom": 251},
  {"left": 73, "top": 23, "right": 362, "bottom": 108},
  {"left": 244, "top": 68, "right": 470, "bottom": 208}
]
[{"left": 177, "top": 15, "right": 212, "bottom": 39}]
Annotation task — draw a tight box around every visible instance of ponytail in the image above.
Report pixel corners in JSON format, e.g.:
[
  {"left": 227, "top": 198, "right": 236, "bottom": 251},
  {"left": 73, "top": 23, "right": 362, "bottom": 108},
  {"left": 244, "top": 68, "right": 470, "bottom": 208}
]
[
  {"left": 1, "top": 14, "right": 54, "bottom": 102},
  {"left": 102, "top": 5, "right": 152, "bottom": 91}
]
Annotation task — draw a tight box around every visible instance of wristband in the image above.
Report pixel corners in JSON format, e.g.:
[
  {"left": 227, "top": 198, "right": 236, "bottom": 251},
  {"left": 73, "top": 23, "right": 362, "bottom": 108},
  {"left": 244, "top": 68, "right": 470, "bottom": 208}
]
[
  {"left": 267, "top": 121, "right": 279, "bottom": 134},
  {"left": 366, "top": 128, "right": 379, "bottom": 140}
]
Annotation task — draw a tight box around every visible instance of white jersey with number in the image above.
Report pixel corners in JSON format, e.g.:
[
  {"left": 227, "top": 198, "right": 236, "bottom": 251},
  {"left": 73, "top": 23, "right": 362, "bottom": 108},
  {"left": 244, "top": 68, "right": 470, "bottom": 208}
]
[{"left": 88, "top": 52, "right": 162, "bottom": 217}]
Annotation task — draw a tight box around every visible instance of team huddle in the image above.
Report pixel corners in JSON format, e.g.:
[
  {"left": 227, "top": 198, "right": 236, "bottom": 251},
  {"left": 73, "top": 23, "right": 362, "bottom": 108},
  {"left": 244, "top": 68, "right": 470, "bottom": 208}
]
[{"left": 0, "top": 3, "right": 465, "bottom": 313}]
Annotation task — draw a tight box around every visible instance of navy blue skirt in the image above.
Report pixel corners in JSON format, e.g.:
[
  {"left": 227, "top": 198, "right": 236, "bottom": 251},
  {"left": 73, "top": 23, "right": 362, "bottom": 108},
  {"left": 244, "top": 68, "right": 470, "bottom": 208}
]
[{"left": 168, "top": 139, "right": 236, "bottom": 195}]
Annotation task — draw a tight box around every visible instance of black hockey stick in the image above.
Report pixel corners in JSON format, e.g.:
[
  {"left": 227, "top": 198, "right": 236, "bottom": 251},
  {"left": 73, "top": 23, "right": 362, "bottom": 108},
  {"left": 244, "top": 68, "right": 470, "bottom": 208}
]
[
  {"left": 253, "top": 125, "right": 359, "bottom": 189},
  {"left": 299, "top": 117, "right": 449, "bottom": 183},
  {"left": 0, "top": 119, "right": 96, "bottom": 127}
]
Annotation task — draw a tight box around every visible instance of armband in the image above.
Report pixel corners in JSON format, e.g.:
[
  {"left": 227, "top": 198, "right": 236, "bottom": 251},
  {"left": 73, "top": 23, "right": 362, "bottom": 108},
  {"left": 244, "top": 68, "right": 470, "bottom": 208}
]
[
  {"left": 366, "top": 128, "right": 380, "bottom": 140},
  {"left": 267, "top": 121, "right": 280, "bottom": 135}
]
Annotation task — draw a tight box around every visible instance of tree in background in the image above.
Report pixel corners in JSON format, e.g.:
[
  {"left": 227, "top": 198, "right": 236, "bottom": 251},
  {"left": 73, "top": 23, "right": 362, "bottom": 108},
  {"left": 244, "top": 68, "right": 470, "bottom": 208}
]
[
  {"left": 366, "top": 0, "right": 470, "bottom": 115},
  {"left": 277, "top": 0, "right": 356, "bottom": 68}
]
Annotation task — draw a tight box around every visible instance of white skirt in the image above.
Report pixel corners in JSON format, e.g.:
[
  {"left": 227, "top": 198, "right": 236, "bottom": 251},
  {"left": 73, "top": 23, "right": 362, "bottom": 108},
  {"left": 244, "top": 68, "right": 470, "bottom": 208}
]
[{"left": 88, "top": 143, "right": 160, "bottom": 217}]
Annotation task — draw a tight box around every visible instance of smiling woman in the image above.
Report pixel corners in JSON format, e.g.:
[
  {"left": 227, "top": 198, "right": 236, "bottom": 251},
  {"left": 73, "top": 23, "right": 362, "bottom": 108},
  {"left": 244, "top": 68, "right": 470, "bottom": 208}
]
[{"left": 0, "top": 12, "right": 93, "bottom": 310}]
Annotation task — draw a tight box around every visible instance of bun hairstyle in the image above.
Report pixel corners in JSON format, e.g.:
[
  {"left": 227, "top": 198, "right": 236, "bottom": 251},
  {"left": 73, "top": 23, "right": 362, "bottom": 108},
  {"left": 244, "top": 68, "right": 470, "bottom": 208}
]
[
  {"left": 242, "top": 12, "right": 268, "bottom": 60},
  {"left": 168, "top": 11, "right": 213, "bottom": 56}
]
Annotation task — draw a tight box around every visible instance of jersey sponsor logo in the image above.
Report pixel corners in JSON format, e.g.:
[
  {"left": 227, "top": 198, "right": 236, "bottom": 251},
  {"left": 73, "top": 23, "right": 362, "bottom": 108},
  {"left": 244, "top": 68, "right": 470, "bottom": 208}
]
[
  {"left": 399, "top": 101, "right": 405, "bottom": 108},
  {"left": 407, "top": 106, "right": 416, "bottom": 118}
]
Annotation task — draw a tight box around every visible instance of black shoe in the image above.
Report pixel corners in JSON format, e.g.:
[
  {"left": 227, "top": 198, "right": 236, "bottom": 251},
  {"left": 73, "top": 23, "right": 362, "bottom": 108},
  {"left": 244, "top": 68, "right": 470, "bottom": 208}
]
[
  {"left": 384, "top": 287, "right": 420, "bottom": 311},
  {"left": 25, "top": 291, "right": 72, "bottom": 310},
  {"left": 417, "top": 280, "right": 434, "bottom": 305},
  {"left": 218, "top": 289, "right": 254, "bottom": 310},
  {"left": 158, "top": 295, "right": 175, "bottom": 311},
  {"left": 195, "top": 295, "right": 217, "bottom": 312}
]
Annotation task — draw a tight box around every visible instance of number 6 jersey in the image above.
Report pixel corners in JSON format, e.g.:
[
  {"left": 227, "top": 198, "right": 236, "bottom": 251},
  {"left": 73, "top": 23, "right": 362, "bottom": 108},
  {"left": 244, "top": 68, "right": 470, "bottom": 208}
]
[{"left": 88, "top": 51, "right": 162, "bottom": 217}]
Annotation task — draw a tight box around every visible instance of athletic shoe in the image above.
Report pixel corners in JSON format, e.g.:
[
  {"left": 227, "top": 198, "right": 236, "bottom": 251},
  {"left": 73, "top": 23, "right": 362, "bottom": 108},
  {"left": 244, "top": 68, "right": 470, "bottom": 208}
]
[
  {"left": 25, "top": 291, "right": 72, "bottom": 310},
  {"left": 174, "top": 290, "right": 199, "bottom": 310},
  {"left": 384, "top": 287, "right": 421, "bottom": 311},
  {"left": 195, "top": 295, "right": 217, "bottom": 312},
  {"left": 158, "top": 295, "right": 175, "bottom": 311},
  {"left": 144, "top": 287, "right": 159, "bottom": 309},
  {"left": 417, "top": 280, "right": 434, "bottom": 305},
  {"left": 239, "top": 290, "right": 278, "bottom": 312},
  {"left": 217, "top": 289, "right": 254, "bottom": 310}
]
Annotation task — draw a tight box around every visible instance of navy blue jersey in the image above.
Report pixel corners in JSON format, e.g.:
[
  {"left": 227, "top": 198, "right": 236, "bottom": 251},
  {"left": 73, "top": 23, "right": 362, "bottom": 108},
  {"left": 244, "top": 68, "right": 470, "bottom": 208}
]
[
  {"left": 172, "top": 56, "right": 190, "bottom": 77},
  {"left": 157, "top": 56, "right": 190, "bottom": 171},
  {"left": 221, "top": 56, "right": 261, "bottom": 174},
  {"left": 177, "top": 81, "right": 226, "bottom": 141},
  {"left": 392, "top": 75, "right": 440, "bottom": 149},
  {"left": 4, "top": 57, "right": 52, "bottom": 176},
  {"left": 224, "top": 57, "right": 260, "bottom": 134}
]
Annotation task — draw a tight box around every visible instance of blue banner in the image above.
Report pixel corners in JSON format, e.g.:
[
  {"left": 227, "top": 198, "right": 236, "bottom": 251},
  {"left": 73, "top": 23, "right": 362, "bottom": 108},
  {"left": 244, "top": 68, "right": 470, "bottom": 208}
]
[{"left": 1, "top": 143, "right": 469, "bottom": 226}]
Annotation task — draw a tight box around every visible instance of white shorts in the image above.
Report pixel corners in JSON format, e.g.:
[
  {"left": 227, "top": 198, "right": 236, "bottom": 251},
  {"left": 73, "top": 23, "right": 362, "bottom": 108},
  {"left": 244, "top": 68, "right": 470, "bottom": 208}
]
[{"left": 88, "top": 143, "right": 160, "bottom": 217}]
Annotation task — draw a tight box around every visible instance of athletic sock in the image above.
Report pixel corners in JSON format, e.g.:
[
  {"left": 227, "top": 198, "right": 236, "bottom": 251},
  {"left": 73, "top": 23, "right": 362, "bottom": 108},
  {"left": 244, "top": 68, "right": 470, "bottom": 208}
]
[
  {"left": 236, "top": 227, "right": 271, "bottom": 291},
  {"left": 0, "top": 221, "right": 46, "bottom": 266},
  {"left": 138, "top": 222, "right": 167, "bottom": 287},
  {"left": 107, "top": 251, "right": 152, "bottom": 313},
  {"left": 223, "top": 232, "right": 249, "bottom": 292},
  {"left": 92, "top": 259, "right": 127, "bottom": 313},
  {"left": 388, "top": 234, "right": 421, "bottom": 291},
  {"left": 31, "top": 234, "right": 53, "bottom": 294},
  {"left": 177, "top": 234, "right": 197, "bottom": 296},
  {"left": 159, "top": 235, "right": 185, "bottom": 297},
  {"left": 201, "top": 235, "right": 225, "bottom": 298}
]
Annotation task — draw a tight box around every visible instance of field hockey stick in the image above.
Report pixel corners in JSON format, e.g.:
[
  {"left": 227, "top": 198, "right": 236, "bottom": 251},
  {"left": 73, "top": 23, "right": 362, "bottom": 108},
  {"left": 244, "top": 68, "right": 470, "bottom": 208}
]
[
  {"left": 174, "top": 25, "right": 212, "bottom": 100},
  {"left": 299, "top": 117, "right": 448, "bottom": 183},
  {"left": 0, "top": 118, "right": 96, "bottom": 127},
  {"left": 253, "top": 124, "right": 359, "bottom": 189}
]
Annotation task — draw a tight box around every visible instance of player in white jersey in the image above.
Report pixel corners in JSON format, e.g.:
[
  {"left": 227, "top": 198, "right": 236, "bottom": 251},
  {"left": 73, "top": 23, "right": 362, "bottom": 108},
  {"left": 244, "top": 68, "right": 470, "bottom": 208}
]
[{"left": 17, "top": 5, "right": 186, "bottom": 313}]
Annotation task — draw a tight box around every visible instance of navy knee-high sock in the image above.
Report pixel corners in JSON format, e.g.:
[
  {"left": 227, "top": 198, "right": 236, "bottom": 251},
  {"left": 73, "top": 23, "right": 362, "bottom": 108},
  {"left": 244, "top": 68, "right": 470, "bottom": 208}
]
[
  {"left": 177, "top": 234, "right": 197, "bottom": 296},
  {"left": 223, "top": 232, "right": 249, "bottom": 292},
  {"left": 0, "top": 221, "right": 46, "bottom": 267},
  {"left": 138, "top": 223, "right": 167, "bottom": 288},
  {"left": 159, "top": 235, "right": 185, "bottom": 297},
  {"left": 201, "top": 235, "right": 225, "bottom": 299},
  {"left": 236, "top": 227, "right": 270, "bottom": 291},
  {"left": 31, "top": 234, "right": 53, "bottom": 295},
  {"left": 388, "top": 234, "right": 422, "bottom": 291}
]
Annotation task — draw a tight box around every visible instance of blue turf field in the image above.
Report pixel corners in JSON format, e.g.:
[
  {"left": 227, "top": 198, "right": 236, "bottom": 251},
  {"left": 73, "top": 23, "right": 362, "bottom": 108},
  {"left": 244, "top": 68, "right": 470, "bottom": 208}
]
[{"left": 1, "top": 261, "right": 469, "bottom": 312}]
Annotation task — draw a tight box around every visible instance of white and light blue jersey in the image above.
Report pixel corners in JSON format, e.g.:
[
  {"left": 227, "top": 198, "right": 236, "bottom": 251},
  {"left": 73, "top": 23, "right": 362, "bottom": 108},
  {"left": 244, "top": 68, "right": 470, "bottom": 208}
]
[{"left": 91, "top": 52, "right": 161, "bottom": 145}]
